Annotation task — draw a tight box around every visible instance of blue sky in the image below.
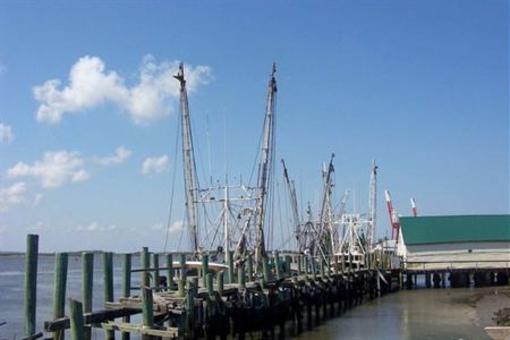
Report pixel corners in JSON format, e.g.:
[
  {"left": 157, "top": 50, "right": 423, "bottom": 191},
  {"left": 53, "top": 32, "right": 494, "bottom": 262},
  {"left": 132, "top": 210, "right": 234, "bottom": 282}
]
[{"left": 0, "top": 1, "right": 508, "bottom": 252}]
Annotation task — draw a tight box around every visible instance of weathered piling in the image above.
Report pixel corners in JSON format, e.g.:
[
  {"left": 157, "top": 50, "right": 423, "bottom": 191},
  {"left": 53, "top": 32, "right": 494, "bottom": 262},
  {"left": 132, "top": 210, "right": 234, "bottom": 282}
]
[
  {"left": 238, "top": 261, "right": 246, "bottom": 289},
  {"left": 217, "top": 270, "right": 224, "bottom": 295},
  {"left": 69, "top": 299, "right": 85, "bottom": 340},
  {"left": 81, "top": 252, "right": 94, "bottom": 340},
  {"left": 121, "top": 254, "right": 131, "bottom": 340},
  {"left": 167, "top": 253, "right": 174, "bottom": 289},
  {"left": 202, "top": 254, "right": 209, "bottom": 287},
  {"left": 247, "top": 254, "right": 254, "bottom": 281},
  {"left": 141, "top": 247, "right": 150, "bottom": 287},
  {"left": 227, "top": 250, "right": 235, "bottom": 284},
  {"left": 103, "top": 252, "right": 115, "bottom": 340},
  {"left": 153, "top": 253, "right": 160, "bottom": 290},
  {"left": 52, "top": 252, "right": 68, "bottom": 340},
  {"left": 24, "top": 234, "right": 39, "bottom": 337},
  {"left": 178, "top": 253, "right": 187, "bottom": 297}
]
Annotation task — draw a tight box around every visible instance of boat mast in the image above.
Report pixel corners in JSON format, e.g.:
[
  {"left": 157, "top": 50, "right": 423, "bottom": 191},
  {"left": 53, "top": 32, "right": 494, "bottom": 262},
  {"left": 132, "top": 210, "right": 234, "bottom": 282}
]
[
  {"left": 319, "top": 154, "right": 335, "bottom": 256},
  {"left": 174, "top": 63, "right": 200, "bottom": 254},
  {"left": 367, "top": 160, "right": 378, "bottom": 252},
  {"left": 254, "top": 63, "right": 277, "bottom": 270},
  {"left": 281, "top": 159, "right": 302, "bottom": 252}
]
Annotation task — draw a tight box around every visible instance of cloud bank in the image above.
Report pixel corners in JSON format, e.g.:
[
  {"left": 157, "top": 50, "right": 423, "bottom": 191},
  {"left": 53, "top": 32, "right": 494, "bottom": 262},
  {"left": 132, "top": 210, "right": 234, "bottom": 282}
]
[{"left": 34, "top": 55, "right": 211, "bottom": 125}]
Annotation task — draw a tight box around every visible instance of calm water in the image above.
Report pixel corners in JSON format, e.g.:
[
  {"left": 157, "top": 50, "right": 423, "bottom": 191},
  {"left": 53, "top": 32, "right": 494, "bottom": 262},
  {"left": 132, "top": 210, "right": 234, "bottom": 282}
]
[{"left": 0, "top": 255, "right": 504, "bottom": 339}]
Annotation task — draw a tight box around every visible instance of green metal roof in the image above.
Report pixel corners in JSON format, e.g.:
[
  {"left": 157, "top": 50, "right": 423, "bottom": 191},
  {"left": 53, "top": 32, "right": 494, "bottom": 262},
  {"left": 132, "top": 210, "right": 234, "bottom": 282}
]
[{"left": 400, "top": 214, "right": 510, "bottom": 245}]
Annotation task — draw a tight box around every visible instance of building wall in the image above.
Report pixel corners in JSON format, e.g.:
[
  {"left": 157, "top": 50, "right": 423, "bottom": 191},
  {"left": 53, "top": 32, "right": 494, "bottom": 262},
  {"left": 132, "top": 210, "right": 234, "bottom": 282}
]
[{"left": 404, "top": 241, "right": 510, "bottom": 271}]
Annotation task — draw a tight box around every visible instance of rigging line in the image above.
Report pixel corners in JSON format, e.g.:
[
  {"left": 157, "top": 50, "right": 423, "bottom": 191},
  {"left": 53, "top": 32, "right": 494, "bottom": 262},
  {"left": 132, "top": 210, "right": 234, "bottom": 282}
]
[
  {"left": 177, "top": 209, "right": 186, "bottom": 251},
  {"left": 164, "top": 115, "right": 182, "bottom": 253}
]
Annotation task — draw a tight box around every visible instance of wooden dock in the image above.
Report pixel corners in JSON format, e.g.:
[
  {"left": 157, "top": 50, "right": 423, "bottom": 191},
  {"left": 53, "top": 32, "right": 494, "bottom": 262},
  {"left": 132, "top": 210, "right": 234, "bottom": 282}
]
[{"left": 22, "top": 234, "right": 401, "bottom": 339}]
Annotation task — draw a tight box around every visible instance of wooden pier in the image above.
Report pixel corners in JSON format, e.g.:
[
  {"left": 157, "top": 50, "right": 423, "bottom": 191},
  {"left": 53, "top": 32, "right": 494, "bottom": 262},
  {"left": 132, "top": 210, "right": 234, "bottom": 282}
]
[{"left": 22, "top": 234, "right": 400, "bottom": 340}]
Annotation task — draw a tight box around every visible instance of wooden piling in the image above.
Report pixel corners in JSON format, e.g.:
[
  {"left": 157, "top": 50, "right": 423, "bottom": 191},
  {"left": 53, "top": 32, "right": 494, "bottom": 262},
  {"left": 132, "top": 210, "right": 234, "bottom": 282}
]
[
  {"left": 247, "top": 254, "right": 254, "bottom": 281},
  {"left": 141, "top": 247, "right": 150, "bottom": 288},
  {"left": 52, "top": 252, "right": 68, "bottom": 340},
  {"left": 262, "top": 256, "right": 270, "bottom": 284},
  {"left": 103, "top": 252, "right": 114, "bottom": 340},
  {"left": 227, "top": 250, "right": 234, "bottom": 284},
  {"left": 217, "top": 271, "right": 224, "bottom": 296},
  {"left": 238, "top": 261, "right": 246, "bottom": 289},
  {"left": 69, "top": 299, "right": 85, "bottom": 340},
  {"left": 153, "top": 253, "right": 160, "bottom": 290},
  {"left": 121, "top": 254, "right": 131, "bottom": 340},
  {"left": 24, "top": 234, "right": 38, "bottom": 337},
  {"left": 141, "top": 287, "right": 154, "bottom": 328},
  {"left": 81, "top": 252, "right": 93, "bottom": 340},
  {"left": 202, "top": 254, "right": 209, "bottom": 288},
  {"left": 274, "top": 251, "right": 282, "bottom": 280},
  {"left": 166, "top": 253, "right": 174, "bottom": 289},
  {"left": 178, "top": 253, "right": 186, "bottom": 297}
]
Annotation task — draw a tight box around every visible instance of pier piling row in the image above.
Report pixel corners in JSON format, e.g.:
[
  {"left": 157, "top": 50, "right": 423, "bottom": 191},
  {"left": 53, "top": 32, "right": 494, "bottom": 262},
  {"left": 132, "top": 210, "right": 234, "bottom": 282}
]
[{"left": 22, "top": 234, "right": 403, "bottom": 339}]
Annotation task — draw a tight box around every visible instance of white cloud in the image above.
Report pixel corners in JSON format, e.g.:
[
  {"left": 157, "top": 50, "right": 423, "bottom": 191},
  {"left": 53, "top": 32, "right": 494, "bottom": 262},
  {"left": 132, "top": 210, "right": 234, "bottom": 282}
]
[
  {"left": 141, "top": 155, "right": 169, "bottom": 175},
  {"left": 34, "top": 55, "right": 211, "bottom": 125},
  {"left": 0, "top": 123, "right": 14, "bottom": 143},
  {"left": 151, "top": 220, "right": 184, "bottom": 233},
  {"left": 0, "top": 182, "right": 27, "bottom": 212},
  {"left": 77, "top": 222, "right": 117, "bottom": 232},
  {"left": 169, "top": 220, "right": 184, "bottom": 233},
  {"left": 7, "top": 150, "right": 89, "bottom": 189},
  {"left": 97, "top": 146, "right": 132, "bottom": 166}
]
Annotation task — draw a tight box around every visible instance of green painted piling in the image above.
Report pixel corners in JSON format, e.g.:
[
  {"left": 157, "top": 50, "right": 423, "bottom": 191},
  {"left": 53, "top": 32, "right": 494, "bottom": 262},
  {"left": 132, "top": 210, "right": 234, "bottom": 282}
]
[
  {"left": 141, "top": 287, "right": 154, "bottom": 327},
  {"left": 81, "top": 252, "right": 93, "bottom": 340},
  {"left": 202, "top": 254, "right": 209, "bottom": 288},
  {"left": 191, "top": 277, "right": 199, "bottom": 296},
  {"left": 311, "top": 257, "right": 317, "bottom": 280},
  {"left": 206, "top": 273, "right": 214, "bottom": 296},
  {"left": 166, "top": 254, "right": 174, "bottom": 289},
  {"left": 185, "top": 282, "right": 195, "bottom": 337},
  {"left": 52, "top": 253, "right": 68, "bottom": 340},
  {"left": 304, "top": 256, "right": 310, "bottom": 277},
  {"left": 238, "top": 261, "right": 246, "bottom": 289},
  {"left": 24, "top": 234, "right": 38, "bottom": 337},
  {"left": 141, "top": 247, "right": 150, "bottom": 288},
  {"left": 320, "top": 258, "right": 325, "bottom": 277},
  {"left": 103, "top": 252, "right": 114, "bottom": 340},
  {"left": 298, "top": 255, "right": 303, "bottom": 275},
  {"left": 69, "top": 299, "right": 85, "bottom": 340},
  {"left": 178, "top": 253, "right": 186, "bottom": 297},
  {"left": 121, "top": 254, "right": 131, "bottom": 340},
  {"left": 285, "top": 255, "right": 292, "bottom": 276},
  {"left": 227, "top": 250, "right": 234, "bottom": 284},
  {"left": 262, "top": 256, "right": 270, "bottom": 284},
  {"left": 103, "top": 252, "right": 114, "bottom": 302},
  {"left": 217, "top": 271, "right": 224, "bottom": 295},
  {"left": 334, "top": 255, "right": 339, "bottom": 274},
  {"left": 247, "top": 254, "right": 254, "bottom": 281},
  {"left": 274, "top": 251, "right": 282, "bottom": 280},
  {"left": 153, "top": 253, "right": 160, "bottom": 290}
]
